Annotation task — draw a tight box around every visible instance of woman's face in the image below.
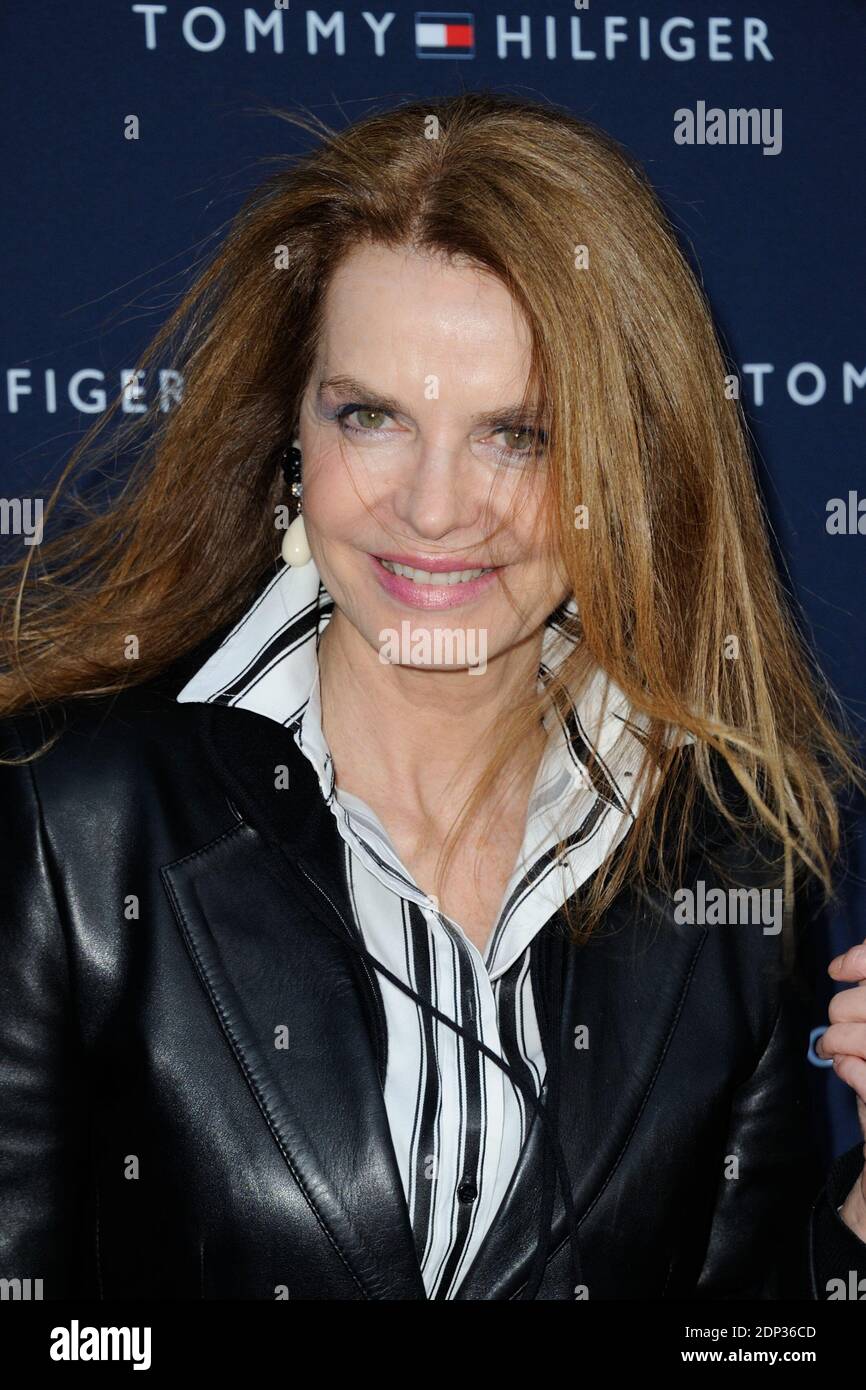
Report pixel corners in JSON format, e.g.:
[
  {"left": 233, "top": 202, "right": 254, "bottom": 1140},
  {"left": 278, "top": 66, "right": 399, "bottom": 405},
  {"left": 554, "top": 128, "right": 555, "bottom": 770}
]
[{"left": 296, "top": 242, "right": 570, "bottom": 669}]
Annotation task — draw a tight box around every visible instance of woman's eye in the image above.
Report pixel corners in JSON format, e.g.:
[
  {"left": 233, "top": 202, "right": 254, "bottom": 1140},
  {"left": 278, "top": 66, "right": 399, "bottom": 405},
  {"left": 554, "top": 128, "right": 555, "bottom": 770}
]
[
  {"left": 502, "top": 429, "right": 534, "bottom": 451},
  {"left": 493, "top": 427, "right": 547, "bottom": 458},
  {"left": 336, "top": 405, "right": 390, "bottom": 432}
]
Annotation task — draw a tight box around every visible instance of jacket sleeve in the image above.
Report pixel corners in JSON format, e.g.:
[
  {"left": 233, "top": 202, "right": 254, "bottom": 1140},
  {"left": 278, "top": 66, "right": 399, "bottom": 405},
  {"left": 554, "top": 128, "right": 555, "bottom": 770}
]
[
  {"left": 694, "top": 960, "right": 866, "bottom": 1299},
  {"left": 808, "top": 1139, "right": 866, "bottom": 1298},
  {"left": 0, "top": 721, "right": 95, "bottom": 1298}
]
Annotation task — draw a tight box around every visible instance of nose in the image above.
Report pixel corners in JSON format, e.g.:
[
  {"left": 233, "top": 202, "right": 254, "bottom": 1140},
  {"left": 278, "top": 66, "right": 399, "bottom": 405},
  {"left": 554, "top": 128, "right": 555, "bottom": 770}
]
[{"left": 391, "top": 441, "right": 481, "bottom": 542}]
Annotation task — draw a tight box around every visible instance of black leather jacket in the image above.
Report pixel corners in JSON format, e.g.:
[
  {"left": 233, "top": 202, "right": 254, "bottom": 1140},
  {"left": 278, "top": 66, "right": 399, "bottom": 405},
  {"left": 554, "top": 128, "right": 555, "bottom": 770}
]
[{"left": 1, "top": 648, "right": 865, "bottom": 1301}]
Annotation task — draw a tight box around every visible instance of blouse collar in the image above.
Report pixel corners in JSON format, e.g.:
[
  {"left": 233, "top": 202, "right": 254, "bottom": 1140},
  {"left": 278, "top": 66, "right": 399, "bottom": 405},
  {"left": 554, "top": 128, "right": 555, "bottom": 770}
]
[{"left": 176, "top": 558, "right": 654, "bottom": 977}]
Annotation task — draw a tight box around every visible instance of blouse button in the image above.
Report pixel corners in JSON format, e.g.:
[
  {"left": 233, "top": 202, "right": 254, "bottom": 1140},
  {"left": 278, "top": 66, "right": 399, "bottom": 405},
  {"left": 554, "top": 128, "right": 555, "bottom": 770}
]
[{"left": 456, "top": 1176, "right": 478, "bottom": 1203}]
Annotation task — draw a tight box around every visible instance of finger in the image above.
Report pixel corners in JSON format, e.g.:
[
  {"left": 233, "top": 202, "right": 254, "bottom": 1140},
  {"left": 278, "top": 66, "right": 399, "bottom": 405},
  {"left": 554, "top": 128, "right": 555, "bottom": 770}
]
[
  {"left": 828, "top": 943, "right": 866, "bottom": 981},
  {"left": 830, "top": 1054, "right": 866, "bottom": 1132},
  {"left": 815, "top": 1028, "right": 834, "bottom": 1060},
  {"left": 827, "top": 986, "right": 866, "bottom": 1026},
  {"left": 817, "top": 1023, "right": 866, "bottom": 1062}
]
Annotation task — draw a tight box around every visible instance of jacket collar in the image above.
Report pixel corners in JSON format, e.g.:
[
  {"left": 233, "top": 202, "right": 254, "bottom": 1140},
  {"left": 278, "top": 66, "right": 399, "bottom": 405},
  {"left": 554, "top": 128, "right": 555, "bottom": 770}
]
[
  {"left": 162, "top": 680, "right": 708, "bottom": 1299},
  {"left": 163, "top": 698, "right": 429, "bottom": 1297}
]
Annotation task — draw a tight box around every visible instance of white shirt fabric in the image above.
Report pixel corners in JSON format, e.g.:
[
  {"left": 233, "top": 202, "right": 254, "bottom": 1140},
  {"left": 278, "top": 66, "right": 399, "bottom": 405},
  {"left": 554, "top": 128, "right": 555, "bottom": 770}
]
[{"left": 176, "top": 557, "right": 653, "bottom": 1298}]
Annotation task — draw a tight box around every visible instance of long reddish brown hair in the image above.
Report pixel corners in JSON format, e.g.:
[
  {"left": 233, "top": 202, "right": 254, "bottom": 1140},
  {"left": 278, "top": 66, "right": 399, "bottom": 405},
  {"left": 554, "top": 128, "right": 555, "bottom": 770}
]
[{"left": 1, "top": 91, "right": 861, "bottom": 942}]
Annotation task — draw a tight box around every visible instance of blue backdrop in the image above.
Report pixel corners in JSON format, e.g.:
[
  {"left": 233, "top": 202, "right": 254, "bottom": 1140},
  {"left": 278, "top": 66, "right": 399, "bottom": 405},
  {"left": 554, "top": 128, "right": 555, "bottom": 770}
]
[{"left": 2, "top": 0, "right": 864, "bottom": 1162}]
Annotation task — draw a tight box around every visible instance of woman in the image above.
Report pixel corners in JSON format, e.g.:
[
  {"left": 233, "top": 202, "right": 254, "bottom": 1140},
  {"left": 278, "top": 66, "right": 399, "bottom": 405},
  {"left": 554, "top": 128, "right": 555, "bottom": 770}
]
[{"left": 1, "top": 91, "right": 865, "bottom": 1302}]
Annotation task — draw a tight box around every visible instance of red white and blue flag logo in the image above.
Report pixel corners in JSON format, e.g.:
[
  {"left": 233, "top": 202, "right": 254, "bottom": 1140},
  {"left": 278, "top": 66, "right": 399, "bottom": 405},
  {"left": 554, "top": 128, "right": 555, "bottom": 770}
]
[{"left": 415, "top": 13, "right": 475, "bottom": 59}]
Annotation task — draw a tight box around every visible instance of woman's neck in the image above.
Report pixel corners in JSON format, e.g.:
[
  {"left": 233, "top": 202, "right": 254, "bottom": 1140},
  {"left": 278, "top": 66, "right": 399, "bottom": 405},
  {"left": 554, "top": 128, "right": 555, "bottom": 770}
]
[{"left": 316, "top": 611, "right": 547, "bottom": 822}]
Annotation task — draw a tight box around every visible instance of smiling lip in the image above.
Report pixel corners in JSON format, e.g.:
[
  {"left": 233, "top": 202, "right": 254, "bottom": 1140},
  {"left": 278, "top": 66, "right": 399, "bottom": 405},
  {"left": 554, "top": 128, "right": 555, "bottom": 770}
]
[
  {"left": 369, "top": 553, "right": 502, "bottom": 611},
  {"left": 375, "top": 552, "right": 497, "bottom": 572}
]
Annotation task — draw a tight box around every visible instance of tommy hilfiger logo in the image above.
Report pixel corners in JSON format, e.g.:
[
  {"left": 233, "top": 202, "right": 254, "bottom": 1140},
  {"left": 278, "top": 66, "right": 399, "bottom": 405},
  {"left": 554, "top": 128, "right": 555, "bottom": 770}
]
[
  {"left": 129, "top": 10, "right": 775, "bottom": 63},
  {"left": 415, "top": 12, "right": 475, "bottom": 59}
]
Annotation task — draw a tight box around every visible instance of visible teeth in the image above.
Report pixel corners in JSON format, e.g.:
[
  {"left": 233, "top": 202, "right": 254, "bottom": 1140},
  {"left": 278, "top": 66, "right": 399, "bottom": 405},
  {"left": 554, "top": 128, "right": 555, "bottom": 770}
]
[{"left": 380, "top": 560, "right": 492, "bottom": 585}]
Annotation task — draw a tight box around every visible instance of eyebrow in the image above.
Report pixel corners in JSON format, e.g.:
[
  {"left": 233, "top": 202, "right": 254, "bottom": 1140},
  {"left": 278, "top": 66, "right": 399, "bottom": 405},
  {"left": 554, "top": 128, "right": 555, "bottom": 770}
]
[{"left": 318, "top": 375, "right": 544, "bottom": 431}]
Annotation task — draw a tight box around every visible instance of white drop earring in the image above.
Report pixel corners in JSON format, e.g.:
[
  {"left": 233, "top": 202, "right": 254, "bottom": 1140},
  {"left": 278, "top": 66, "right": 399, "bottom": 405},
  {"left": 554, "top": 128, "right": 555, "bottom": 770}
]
[{"left": 280, "top": 440, "right": 312, "bottom": 567}]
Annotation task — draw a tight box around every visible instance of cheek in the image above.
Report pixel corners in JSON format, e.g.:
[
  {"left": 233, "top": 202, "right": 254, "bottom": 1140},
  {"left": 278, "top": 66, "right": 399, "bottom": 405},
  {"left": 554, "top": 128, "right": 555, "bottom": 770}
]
[
  {"left": 301, "top": 447, "right": 368, "bottom": 536},
  {"left": 507, "top": 495, "right": 557, "bottom": 563},
  {"left": 505, "top": 500, "right": 567, "bottom": 599}
]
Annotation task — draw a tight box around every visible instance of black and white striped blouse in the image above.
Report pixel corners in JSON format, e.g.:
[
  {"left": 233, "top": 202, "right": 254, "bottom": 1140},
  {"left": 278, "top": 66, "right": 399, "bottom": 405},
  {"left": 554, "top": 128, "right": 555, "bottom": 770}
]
[{"left": 176, "top": 559, "right": 651, "bottom": 1298}]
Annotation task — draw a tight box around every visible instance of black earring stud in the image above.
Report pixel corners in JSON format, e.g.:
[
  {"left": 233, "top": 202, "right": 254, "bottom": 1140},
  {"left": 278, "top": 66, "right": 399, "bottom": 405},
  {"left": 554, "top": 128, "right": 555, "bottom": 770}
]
[{"left": 280, "top": 443, "right": 303, "bottom": 497}]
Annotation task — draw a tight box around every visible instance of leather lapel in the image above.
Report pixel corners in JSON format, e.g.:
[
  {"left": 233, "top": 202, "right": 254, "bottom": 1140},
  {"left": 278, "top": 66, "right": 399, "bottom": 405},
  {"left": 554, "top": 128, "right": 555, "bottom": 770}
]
[
  {"left": 162, "top": 692, "right": 710, "bottom": 1301},
  {"left": 453, "top": 898, "right": 708, "bottom": 1299},
  {"left": 162, "top": 701, "right": 427, "bottom": 1300}
]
